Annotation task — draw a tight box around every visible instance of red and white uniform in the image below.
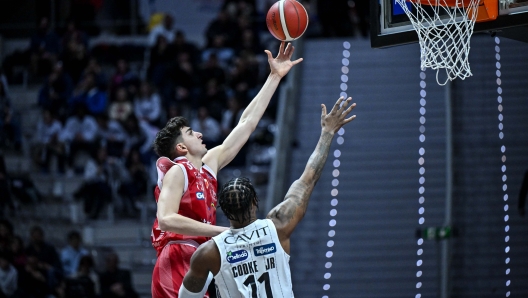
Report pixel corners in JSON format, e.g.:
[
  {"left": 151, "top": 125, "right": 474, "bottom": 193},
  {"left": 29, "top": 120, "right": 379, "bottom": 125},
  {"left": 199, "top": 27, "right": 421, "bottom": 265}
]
[{"left": 151, "top": 156, "right": 218, "bottom": 298}]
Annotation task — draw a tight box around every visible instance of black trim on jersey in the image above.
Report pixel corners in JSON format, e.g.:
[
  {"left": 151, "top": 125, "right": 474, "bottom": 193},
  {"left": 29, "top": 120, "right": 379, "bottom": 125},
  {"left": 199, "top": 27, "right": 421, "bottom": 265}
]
[{"left": 265, "top": 219, "right": 286, "bottom": 298}]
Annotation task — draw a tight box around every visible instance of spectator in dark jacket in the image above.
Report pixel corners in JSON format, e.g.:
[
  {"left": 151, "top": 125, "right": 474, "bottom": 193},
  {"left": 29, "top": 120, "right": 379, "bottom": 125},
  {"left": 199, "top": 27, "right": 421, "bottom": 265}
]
[
  {"left": 38, "top": 62, "right": 74, "bottom": 122},
  {"left": 0, "top": 157, "right": 15, "bottom": 215},
  {"left": 0, "top": 80, "right": 22, "bottom": 150},
  {"left": 99, "top": 253, "right": 138, "bottom": 298},
  {"left": 24, "top": 227, "right": 61, "bottom": 296},
  {"left": 29, "top": 17, "right": 60, "bottom": 76}
]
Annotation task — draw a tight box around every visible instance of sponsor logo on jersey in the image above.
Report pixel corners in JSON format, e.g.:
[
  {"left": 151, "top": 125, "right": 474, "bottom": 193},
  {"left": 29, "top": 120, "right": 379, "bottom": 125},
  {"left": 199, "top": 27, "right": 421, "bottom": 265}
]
[
  {"left": 196, "top": 192, "right": 205, "bottom": 200},
  {"left": 223, "top": 227, "right": 269, "bottom": 244},
  {"left": 226, "top": 250, "right": 248, "bottom": 263},
  {"left": 254, "top": 243, "right": 276, "bottom": 256}
]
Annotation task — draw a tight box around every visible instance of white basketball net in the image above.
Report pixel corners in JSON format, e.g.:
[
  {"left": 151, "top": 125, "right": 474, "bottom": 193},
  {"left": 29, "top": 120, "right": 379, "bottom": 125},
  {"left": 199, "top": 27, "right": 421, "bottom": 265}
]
[{"left": 396, "top": 0, "right": 480, "bottom": 85}]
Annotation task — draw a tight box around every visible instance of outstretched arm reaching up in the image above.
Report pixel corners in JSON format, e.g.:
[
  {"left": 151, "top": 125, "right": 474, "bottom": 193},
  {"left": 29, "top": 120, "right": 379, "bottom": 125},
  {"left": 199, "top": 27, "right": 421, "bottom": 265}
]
[
  {"left": 267, "top": 96, "right": 356, "bottom": 253},
  {"left": 203, "top": 42, "right": 303, "bottom": 173}
]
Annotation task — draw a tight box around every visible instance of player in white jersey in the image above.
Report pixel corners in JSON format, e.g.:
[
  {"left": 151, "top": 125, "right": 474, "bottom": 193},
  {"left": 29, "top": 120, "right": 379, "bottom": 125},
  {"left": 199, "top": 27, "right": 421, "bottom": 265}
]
[
  {"left": 213, "top": 191, "right": 293, "bottom": 298},
  {"left": 179, "top": 96, "right": 357, "bottom": 298}
]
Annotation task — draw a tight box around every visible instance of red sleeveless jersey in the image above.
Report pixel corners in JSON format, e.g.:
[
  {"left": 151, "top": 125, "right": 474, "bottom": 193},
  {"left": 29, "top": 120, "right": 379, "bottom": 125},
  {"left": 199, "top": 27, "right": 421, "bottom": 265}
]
[{"left": 151, "top": 156, "right": 218, "bottom": 255}]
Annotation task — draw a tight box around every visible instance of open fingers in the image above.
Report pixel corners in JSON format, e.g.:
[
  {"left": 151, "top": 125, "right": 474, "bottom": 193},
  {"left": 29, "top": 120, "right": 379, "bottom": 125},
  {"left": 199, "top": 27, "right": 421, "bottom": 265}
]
[
  {"left": 341, "top": 101, "right": 357, "bottom": 125},
  {"left": 330, "top": 96, "right": 345, "bottom": 114},
  {"left": 277, "top": 42, "right": 285, "bottom": 57},
  {"left": 338, "top": 97, "right": 352, "bottom": 113},
  {"left": 264, "top": 50, "right": 273, "bottom": 61},
  {"left": 283, "top": 43, "right": 292, "bottom": 56},
  {"left": 286, "top": 44, "right": 294, "bottom": 58},
  {"left": 321, "top": 104, "right": 327, "bottom": 117},
  {"left": 343, "top": 115, "right": 357, "bottom": 125},
  {"left": 340, "top": 100, "right": 355, "bottom": 116},
  {"left": 291, "top": 57, "right": 303, "bottom": 65},
  {"left": 343, "top": 102, "right": 356, "bottom": 116}
]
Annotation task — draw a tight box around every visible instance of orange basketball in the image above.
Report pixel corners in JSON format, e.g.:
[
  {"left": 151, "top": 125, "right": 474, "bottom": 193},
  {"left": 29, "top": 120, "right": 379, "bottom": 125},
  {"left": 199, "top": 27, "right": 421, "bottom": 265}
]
[{"left": 266, "top": 0, "right": 309, "bottom": 42}]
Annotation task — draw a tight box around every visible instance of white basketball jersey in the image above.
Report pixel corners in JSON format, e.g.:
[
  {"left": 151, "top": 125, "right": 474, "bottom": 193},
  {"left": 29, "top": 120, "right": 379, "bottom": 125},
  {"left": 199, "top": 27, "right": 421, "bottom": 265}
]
[{"left": 212, "top": 219, "right": 294, "bottom": 298}]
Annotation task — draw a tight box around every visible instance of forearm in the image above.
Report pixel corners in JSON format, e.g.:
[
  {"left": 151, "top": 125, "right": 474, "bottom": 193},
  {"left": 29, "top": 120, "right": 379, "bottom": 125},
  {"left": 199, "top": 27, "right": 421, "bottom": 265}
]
[
  {"left": 158, "top": 213, "right": 227, "bottom": 237},
  {"left": 304, "top": 129, "right": 335, "bottom": 183},
  {"left": 238, "top": 73, "right": 281, "bottom": 126},
  {"left": 268, "top": 130, "right": 335, "bottom": 234}
]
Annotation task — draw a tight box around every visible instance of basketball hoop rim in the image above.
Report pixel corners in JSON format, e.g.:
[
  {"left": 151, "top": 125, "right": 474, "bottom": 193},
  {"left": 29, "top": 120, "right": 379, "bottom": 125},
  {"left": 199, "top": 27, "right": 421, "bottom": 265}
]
[{"left": 407, "top": 0, "right": 483, "bottom": 8}]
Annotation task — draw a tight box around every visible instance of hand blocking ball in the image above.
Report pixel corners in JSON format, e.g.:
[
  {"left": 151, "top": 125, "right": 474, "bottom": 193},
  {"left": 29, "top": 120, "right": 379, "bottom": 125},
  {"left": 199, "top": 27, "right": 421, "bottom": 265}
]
[{"left": 266, "top": 0, "right": 309, "bottom": 42}]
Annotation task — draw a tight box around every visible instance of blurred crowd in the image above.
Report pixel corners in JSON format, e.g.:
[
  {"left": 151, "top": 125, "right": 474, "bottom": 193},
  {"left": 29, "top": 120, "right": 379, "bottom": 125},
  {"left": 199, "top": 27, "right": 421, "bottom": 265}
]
[
  {"left": 0, "top": 219, "right": 139, "bottom": 298},
  {"left": 1, "top": 0, "right": 285, "bottom": 220},
  {"left": 0, "top": 1, "right": 370, "bottom": 296}
]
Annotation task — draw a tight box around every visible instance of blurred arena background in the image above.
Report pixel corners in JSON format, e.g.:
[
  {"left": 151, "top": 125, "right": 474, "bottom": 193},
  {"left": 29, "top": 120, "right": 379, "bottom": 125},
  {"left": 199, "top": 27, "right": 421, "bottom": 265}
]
[{"left": 0, "top": 1, "right": 526, "bottom": 297}]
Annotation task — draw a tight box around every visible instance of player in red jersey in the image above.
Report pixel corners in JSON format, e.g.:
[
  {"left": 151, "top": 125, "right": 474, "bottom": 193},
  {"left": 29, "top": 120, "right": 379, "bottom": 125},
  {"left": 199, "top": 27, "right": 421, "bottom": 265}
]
[{"left": 150, "top": 42, "right": 302, "bottom": 298}]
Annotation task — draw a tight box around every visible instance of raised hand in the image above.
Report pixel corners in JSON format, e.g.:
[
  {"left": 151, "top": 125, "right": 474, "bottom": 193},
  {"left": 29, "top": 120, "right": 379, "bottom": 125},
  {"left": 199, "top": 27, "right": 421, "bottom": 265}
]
[
  {"left": 266, "top": 96, "right": 357, "bottom": 240},
  {"left": 265, "top": 42, "right": 303, "bottom": 78},
  {"left": 321, "top": 97, "right": 357, "bottom": 133}
]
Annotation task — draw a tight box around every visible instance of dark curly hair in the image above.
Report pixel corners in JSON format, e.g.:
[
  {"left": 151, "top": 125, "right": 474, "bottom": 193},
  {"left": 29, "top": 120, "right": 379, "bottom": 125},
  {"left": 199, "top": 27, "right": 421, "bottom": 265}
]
[
  {"left": 153, "top": 116, "right": 189, "bottom": 159},
  {"left": 218, "top": 177, "right": 258, "bottom": 223}
]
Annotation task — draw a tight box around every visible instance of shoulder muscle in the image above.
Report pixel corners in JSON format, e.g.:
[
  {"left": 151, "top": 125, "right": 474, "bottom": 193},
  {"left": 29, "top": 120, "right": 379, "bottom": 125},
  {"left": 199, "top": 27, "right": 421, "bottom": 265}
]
[{"left": 191, "top": 240, "right": 221, "bottom": 275}]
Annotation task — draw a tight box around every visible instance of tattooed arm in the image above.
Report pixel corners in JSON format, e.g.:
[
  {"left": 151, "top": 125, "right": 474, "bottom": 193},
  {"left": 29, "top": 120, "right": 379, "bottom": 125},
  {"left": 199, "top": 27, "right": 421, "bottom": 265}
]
[{"left": 267, "top": 97, "right": 356, "bottom": 253}]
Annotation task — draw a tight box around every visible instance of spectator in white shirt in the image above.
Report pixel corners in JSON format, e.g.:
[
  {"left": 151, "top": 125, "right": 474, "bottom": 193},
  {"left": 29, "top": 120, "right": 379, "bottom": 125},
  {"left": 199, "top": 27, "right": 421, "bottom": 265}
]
[
  {"left": 60, "top": 231, "right": 89, "bottom": 278},
  {"left": 191, "top": 106, "right": 221, "bottom": 148},
  {"left": 34, "top": 109, "right": 66, "bottom": 174},
  {"left": 148, "top": 14, "right": 175, "bottom": 46},
  {"left": 60, "top": 104, "right": 98, "bottom": 173},
  {"left": 108, "top": 87, "right": 133, "bottom": 123},
  {"left": 134, "top": 81, "right": 161, "bottom": 126}
]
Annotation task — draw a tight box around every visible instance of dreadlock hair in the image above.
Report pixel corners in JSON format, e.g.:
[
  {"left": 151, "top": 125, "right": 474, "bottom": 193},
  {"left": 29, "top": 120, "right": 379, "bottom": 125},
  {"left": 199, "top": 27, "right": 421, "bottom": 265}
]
[
  {"left": 153, "top": 116, "right": 189, "bottom": 159},
  {"left": 219, "top": 177, "right": 259, "bottom": 223}
]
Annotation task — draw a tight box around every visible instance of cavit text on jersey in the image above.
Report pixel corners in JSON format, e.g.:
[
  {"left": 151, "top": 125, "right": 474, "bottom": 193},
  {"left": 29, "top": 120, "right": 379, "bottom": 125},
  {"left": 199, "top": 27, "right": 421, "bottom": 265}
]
[{"left": 223, "top": 226, "right": 269, "bottom": 244}]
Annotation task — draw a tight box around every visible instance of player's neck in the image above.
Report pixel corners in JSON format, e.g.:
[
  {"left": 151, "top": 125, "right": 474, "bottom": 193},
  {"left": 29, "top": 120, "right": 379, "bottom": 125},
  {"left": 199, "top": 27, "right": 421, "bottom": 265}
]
[
  {"left": 184, "top": 154, "right": 203, "bottom": 169},
  {"left": 230, "top": 216, "right": 258, "bottom": 229}
]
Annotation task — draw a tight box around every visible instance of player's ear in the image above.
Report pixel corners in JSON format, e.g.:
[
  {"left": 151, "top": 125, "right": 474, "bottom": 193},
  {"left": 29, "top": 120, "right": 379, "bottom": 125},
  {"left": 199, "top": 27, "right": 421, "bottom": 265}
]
[{"left": 175, "top": 142, "right": 188, "bottom": 155}]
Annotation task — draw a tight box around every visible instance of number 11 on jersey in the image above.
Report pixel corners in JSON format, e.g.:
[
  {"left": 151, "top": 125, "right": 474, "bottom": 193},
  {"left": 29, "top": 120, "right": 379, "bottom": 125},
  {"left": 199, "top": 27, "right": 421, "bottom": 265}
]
[{"left": 243, "top": 272, "right": 273, "bottom": 298}]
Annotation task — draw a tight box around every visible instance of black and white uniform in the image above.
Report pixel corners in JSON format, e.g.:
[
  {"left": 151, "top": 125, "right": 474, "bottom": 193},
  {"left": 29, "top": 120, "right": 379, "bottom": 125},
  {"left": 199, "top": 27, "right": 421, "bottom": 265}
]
[{"left": 212, "top": 219, "right": 294, "bottom": 298}]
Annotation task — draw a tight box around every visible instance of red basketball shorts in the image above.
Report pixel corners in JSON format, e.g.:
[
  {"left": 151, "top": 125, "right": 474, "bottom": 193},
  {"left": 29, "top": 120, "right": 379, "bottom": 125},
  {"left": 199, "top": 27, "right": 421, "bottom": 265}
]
[{"left": 151, "top": 242, "right": 209, "bottom": 298}]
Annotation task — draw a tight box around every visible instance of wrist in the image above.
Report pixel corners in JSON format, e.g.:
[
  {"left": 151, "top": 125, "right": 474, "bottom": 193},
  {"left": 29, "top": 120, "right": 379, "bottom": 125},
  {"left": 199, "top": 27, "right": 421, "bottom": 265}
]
[
  {"left": 268, "top": 72, "right": 283, "bottom": 81},
  {"left": 321, "top": 128, "right": 335, "bottom": 136}
]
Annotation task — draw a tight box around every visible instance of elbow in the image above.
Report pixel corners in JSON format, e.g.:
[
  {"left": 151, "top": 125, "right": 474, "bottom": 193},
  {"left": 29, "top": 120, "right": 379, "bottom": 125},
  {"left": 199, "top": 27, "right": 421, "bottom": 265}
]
[
  {"left": 158, "top": 216, "right": 170, "bottom": 231},
  {"left": 241, "top": 118, "right": 258, "bottom": 132}
]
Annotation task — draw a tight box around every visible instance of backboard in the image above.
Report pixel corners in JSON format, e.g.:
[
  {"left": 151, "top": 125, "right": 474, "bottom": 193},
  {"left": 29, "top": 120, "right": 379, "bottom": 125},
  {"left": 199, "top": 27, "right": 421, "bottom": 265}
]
[{"left": 371, "top": 0, "right": 528, "bottom": 48}]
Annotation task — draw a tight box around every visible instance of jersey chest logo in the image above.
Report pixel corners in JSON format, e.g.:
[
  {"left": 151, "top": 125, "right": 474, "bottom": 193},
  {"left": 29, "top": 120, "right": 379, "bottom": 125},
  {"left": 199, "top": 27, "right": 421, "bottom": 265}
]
[
  {"left": 196, "top": 192, "right": 205, "bottom": 200},
  {"left": 254, "top": 243, "right": 276, "bottom": 256},
  {"left": 223, "top": 226, "right": 269, "bottom": 244},
  {"left": 226, "top": 249, "right": 249, "bottom": 263}
]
